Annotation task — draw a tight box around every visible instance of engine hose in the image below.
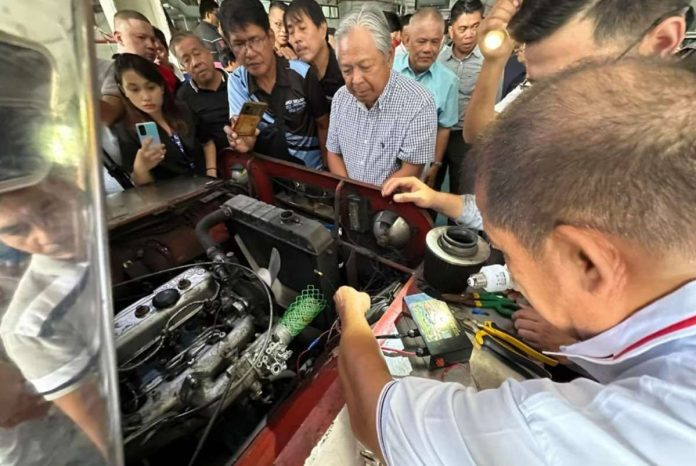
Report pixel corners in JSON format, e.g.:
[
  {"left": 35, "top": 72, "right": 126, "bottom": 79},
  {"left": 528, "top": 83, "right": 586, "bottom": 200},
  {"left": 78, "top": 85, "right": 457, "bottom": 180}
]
[{"left": 195, "top": 208, "right": 230, "bottom": 261}]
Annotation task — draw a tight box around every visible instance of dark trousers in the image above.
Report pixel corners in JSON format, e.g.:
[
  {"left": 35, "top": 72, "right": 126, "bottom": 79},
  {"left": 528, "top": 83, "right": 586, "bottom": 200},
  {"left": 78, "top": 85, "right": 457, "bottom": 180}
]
[{"left": 434, "top": 130, "right": 476, "bottom": 195}]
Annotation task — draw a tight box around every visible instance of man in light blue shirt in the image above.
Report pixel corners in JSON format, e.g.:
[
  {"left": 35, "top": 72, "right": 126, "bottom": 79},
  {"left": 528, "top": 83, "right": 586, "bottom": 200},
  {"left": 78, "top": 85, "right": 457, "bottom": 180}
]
[
  {"left": 334, "top": 58, "right": 696, "bottom": 464},
  {"left": 393, "top": 8, "right": 458, "bottom": 188}
]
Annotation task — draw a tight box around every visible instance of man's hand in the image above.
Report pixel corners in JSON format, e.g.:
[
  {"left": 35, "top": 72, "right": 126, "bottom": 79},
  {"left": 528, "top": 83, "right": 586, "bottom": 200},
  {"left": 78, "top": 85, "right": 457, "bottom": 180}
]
[
  {"left": 478, "top": 0, "right": 522, "bottom": 61},
  {"left": 134, "top": 137, "right": 166, "bottom": 172},
  {"left": 424, "top": 164, "right": 440, "bottom": 188},
  {"left": 512, "top": 305, "right": 578, "bottom": 353},
  {"left": 0, "top": 361, "right": 50, "bottom": 428},
  {"left": 382, "top": 176, "right": 438, "bottom": 209},
  {"left": 334, "top": 286, "right": 371, "bottom": 322},
  {"left": 224, "top": 116, "right": 260, "bottom": 153}
]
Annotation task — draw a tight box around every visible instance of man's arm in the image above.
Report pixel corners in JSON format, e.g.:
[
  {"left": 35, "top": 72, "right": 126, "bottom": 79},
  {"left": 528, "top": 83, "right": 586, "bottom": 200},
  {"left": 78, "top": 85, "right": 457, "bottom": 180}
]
[
  {"left": 203, "top": 140, "right": 218, "bottom": 177},
  {"left": 327, "top": 150, "right": 348, "bottom": 177},
  {"left": 334, "top": 287, "right": 392, "bottom": 459},
  {"left": 315, "top": 114, "right": 330, "bottom": 167},
  {"left": 388, "top": 162, "right": 426, "bottom": 181},
  {"left": 382, "top": 176, "right": 465, "bottom": 218},
  {"left": 424, "top": 127, "right": 451, "bottom": 187},
  {"left": 52, "top": 379, "right": 108, "bottom": 457},
  {"left": 462, "top": 0, "right": 520, "bottom": 143}
]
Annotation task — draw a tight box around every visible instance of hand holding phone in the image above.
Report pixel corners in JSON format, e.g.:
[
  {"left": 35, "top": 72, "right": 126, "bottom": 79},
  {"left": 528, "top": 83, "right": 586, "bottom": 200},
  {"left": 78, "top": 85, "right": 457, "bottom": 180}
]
[
  {"left": 136, "top": 121, "right": 161, "bottom": 146},
  {"left": 233, "top": 101, "right": 268, "bottom": 137}
]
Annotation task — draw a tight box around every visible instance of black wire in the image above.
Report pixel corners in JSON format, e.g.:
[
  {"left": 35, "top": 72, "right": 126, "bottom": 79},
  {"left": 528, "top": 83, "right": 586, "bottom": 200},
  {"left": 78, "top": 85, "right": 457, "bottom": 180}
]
[
  {"left": 272, "top": 178, "right": 333, "bottom": 200},
  {"left": 113, "top": 261, "right": 236, "bottom": 289},
  {"left": 186, "top": 261, "right": 274, "bottom": 466}
]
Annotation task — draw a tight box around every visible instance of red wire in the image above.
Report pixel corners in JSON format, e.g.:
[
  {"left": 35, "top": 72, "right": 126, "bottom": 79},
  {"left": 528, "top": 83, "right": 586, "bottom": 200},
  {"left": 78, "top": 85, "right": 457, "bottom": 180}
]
[{"left": 381, "top": 348, "right": 416, "bottom": 357}]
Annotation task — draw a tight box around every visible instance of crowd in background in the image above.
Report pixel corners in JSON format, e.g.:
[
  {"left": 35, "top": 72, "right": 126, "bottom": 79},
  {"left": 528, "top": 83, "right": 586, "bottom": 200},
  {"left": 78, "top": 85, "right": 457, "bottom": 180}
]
[{"left": 98, "top": 0, "right": 508, "bottom": 196}]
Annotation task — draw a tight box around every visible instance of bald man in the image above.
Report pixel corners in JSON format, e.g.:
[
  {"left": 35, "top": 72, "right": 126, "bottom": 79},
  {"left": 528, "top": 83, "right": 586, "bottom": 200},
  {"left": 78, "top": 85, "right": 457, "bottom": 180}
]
[
  {"left": 100, "top": 10, "right": 178, "bottom": 125},
  {"left": 393, "top": 8, "right": 458, "bottom": 188}
]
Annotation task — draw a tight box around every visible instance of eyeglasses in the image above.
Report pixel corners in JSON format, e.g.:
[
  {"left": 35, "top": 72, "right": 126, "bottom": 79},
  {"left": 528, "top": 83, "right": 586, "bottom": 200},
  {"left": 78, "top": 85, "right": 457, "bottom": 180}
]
[
  {"left": 617, "top": 6, "right": 693, "bottom": 61},
  {"left": 230, "top": 35, "right": 267, "bottom": 54}
]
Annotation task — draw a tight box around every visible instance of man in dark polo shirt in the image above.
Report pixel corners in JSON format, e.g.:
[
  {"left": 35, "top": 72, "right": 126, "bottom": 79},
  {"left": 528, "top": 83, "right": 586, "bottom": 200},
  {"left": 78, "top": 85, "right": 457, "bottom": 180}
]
[
  {"left": 285, "top": 0, "right": 344, "bottom": 104},
  {"left": 171, "top": 31, "right": 229, "bottom": 154},
  {"left": 220, "top": 0, "right": 330, "bottom": 170},
  {"left": 194, "top": 0, "right": 230, "bottom": 65}
]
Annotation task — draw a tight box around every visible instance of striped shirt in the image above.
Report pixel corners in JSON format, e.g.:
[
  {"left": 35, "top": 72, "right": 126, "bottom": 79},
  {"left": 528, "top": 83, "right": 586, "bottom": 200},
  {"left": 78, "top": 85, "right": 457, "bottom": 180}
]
[
  {"left": 326, "top": 71, "right": 437, "bottom": 186},
  {"left": 228, "top": 57, "right": 329, "bottom": 169},
  {"left": 1, "top": 255, "right": 98, "bottom": 401}
]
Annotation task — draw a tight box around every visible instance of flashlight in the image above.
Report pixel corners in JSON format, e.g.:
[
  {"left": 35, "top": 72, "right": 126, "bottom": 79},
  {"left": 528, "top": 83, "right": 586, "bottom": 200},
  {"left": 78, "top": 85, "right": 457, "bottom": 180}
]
[{"left": 481, "top": 29, "right": 508, "bottom": 54}]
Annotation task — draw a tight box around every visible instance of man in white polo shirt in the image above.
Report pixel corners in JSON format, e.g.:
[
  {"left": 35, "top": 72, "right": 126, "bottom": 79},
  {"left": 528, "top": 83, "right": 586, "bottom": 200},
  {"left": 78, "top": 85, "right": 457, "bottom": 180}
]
[{"left": 334, "top": 58, "right": 696, "bottom": 464}]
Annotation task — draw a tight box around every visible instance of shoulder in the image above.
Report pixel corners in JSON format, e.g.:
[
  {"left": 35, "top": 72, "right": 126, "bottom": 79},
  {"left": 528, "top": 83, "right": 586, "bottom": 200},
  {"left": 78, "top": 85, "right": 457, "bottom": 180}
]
[
  {"left": 391, "top": 72, "right": 435, "bottom": 107},
  {"left": 228, "top": 66, "right": 249, "bottom": 89},
  {"left": 331, "top": 86, "right": 353, "bottom": 108},
  {"left": 434, "top": 61, "right": 458, "bottom": 86},
  {"left": 287, "top": 59, "right": 312, "bottom": 79},
  {"left": 176, "top": 81, "right": 193, "bottom": 100}
]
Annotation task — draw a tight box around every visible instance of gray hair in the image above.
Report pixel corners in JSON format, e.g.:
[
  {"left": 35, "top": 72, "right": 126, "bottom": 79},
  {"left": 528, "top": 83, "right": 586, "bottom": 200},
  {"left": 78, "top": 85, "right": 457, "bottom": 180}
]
[{"left": 335, "top": 4, "right": 392, "bottom": 58}]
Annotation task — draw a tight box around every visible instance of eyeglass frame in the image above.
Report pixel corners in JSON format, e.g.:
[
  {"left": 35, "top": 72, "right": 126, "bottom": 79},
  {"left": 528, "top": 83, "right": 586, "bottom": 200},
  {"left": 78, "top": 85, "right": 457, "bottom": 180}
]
[
  {"left": 229, "top": 33, "right": 269, "bottom": 55},
  {"left": 616, "top": 6, "right": 694, "bottom": 61}
]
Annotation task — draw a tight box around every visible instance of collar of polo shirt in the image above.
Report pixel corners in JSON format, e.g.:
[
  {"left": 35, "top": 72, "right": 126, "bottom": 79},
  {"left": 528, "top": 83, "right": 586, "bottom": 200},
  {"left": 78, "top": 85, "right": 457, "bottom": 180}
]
[
  {"left": 443, "top": 44, "right": 482, "bottom": 62},
  {"left": 189, "top": 68, "right": 227, "bottom": 93},
  {"left": 247, "top": 56, "right": 291, "bottom": 95}
]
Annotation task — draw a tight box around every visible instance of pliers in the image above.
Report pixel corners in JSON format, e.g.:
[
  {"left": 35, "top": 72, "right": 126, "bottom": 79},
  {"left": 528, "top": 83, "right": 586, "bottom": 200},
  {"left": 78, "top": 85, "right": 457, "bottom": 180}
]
[
  {"left": 461, "top": 319, "right": 559, "bottom": 367},
  {"left": 442, "top": 292, "right": 520, "bottom": 318}
]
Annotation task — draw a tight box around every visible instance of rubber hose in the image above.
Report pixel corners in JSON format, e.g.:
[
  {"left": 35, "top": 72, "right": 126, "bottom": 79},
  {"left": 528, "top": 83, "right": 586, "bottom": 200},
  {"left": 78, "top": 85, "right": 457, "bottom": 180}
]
[{"left": 195, "top": 208, "right": 229, "bottom": 258}]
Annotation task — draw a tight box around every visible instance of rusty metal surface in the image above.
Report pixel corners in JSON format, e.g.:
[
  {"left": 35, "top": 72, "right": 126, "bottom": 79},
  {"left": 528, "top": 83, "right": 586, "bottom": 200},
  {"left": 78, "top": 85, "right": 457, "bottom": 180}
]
[{"left": 106, "top": 177, "right": 224, "bottom": 230}]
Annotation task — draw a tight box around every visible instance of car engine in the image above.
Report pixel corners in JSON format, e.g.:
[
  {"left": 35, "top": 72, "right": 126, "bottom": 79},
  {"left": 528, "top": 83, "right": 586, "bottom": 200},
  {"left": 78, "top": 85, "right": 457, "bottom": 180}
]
[{"left": 107, "top": 169, "right": 427, "bottom": 464}]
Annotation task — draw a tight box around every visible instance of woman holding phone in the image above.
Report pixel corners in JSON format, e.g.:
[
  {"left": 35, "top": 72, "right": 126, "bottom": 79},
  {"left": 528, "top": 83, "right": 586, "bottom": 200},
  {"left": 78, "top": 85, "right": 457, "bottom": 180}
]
[{"left": 113, "top": 53, "right": 217, "bottom": 186}]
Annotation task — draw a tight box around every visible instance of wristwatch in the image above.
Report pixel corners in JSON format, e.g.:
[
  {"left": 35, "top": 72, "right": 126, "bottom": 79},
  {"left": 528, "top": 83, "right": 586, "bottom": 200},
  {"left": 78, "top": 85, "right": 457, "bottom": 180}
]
[{"left": 432, "top": 161, "right": 443, "bottom": 168}]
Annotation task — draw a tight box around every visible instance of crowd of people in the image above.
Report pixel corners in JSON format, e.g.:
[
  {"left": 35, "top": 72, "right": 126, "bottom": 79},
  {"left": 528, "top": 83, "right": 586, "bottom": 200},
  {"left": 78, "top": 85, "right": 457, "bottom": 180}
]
[
  {"left": 2, "top": 0, "right": 694, "bottom": 464},
  {"left": 98, "top": 0, "right": 507, "bottom": 192}
]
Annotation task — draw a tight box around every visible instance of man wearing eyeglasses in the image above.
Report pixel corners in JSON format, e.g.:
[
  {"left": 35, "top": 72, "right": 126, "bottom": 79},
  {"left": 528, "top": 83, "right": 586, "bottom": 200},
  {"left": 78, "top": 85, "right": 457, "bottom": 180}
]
[
  {"left": 463, "top": 0, "right": 692, "bottom": 143},
  {"left": 220, "top": 0, "right": 330, "bottom": 170}
]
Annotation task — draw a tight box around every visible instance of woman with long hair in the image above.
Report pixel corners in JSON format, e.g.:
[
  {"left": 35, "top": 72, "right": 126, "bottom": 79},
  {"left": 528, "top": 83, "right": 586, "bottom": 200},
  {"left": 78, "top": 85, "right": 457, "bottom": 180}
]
[{"left": 113, "top": 53, "right": 217, "bottom": 185}]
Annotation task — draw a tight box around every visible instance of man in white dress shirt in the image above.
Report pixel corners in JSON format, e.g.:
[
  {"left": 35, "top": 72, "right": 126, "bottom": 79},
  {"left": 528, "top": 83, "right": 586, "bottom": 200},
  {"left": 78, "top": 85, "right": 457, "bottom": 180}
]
[{"left": 334, "top": 57, "right": 696, "bottom": 465}]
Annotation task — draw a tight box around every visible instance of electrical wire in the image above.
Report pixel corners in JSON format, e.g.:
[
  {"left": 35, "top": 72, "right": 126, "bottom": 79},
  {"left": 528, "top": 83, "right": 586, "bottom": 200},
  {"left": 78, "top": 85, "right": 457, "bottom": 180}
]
[
  {"left": 186, "top": 261, "right": 274, "bottom": 466},
  {"left": 381, "top": 348, "right": 416, "bottom": 357},
  {"left": 113, "top": 261, "right": 236, "bottom": 289}
]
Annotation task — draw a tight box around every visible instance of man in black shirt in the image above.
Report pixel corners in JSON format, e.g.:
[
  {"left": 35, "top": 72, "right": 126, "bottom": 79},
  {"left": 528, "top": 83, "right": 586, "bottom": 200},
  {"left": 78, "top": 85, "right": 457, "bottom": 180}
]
[
  {"left": 171, "top": 32, "right": 230, "bottom": 154},
  {"left": 285, "top": 0, "right": 344, "bottom": 104},
  {"left": 221, "top": 0, "right": 330, "bottom": 169}
]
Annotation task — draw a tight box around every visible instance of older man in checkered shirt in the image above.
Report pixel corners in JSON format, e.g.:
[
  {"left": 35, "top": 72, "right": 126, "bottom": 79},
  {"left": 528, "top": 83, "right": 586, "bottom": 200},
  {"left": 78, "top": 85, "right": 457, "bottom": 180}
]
[{"left": 326, "top": 6, "right": 437, "bottom": 186}]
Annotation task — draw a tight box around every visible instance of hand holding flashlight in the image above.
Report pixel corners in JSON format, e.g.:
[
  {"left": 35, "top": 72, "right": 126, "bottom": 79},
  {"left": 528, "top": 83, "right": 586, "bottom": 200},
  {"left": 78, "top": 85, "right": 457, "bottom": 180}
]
[{"left": 479, "top": 0, "right": 523, "bottom": 60}]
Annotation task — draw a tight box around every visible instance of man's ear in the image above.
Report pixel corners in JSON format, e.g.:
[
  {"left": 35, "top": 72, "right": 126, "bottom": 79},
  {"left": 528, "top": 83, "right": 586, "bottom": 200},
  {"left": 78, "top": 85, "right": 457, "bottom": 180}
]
[
  {"left": 639, "top": 15, "right": 686, "bottom": 57},
  {"left": 113, "top": 30, "right": 124, "bottom": 47},
  {"left": 550, "top": 225, "right": 627, "bottom": 298},
  {"left": 402, "top": 30, "right": 410, "bottom": 48}
]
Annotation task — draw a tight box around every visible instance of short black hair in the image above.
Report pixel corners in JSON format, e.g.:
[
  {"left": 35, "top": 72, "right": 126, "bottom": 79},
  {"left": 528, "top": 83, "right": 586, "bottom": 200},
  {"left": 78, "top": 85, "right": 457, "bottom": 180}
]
[
  {"left": 509, "top": 0, "right": 691, "bottom": 45},
  {"left": 153, "top": 27, "right": 167, "bottom": 48},
  {"left": 220, "top": 0, "right": 270, "bottom": 35},
  {"left": 383, "top": 11, "right": 401, "bottom": 33},
  {"left": 450, "top": 0, "right": 484, "bottom": 24},
  {"left": 199, "top": 0, "right": 219, "bottom": 20},
  {"left": 400, "top": 14, "right": 412, "bottom": 27},
  {"left": 286, "top": 0, "right": 327, "bottom": 28},
  {"left": 269, "top": 1, "right": 288, "bottom": 13},
  {"left": 475, "top": 58, "right": 696, "bottom": 255}
]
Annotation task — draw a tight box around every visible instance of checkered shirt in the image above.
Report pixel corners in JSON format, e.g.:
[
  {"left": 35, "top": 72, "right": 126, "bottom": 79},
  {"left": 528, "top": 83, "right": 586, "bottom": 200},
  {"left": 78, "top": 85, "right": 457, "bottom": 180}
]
[{"left": 326, "top": 70, "right": 437, "bottom": 186}]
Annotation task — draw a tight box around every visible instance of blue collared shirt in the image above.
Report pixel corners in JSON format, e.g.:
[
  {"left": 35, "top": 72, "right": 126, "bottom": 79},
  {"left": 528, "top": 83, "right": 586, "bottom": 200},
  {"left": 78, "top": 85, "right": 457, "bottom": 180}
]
[
  {"left": 377, "top": 281, "right": 696, "bottom": 465},
  {"left": 393, "top": 52, "right": 459, "bottom": 129}
]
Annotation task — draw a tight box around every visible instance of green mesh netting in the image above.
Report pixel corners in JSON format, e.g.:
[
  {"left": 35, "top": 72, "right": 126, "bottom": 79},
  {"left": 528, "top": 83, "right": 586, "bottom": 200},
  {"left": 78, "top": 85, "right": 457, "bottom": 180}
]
[{"left": 278, "top": 285, "right": 327, "bottom": 337}]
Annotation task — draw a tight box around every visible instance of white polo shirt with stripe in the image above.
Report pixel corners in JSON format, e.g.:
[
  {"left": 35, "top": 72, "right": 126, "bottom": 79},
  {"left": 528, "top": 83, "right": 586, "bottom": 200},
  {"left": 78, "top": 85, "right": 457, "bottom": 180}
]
[{"left": 377, "top": 280, "right": 696, "bottom": 465}]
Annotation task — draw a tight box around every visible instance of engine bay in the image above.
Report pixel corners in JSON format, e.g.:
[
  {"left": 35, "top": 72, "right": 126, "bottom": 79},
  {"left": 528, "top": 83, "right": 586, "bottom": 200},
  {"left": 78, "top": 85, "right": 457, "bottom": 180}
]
[{"left": 106, "top": 155, "right": 432, "bottom": 465}]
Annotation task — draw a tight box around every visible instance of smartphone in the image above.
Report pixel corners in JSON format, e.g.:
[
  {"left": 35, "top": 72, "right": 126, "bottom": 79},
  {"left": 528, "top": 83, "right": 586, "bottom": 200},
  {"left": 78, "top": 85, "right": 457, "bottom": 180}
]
[
  {"left": 136, "top": 121, "right": 161, "bottom": 146},
  {"left": 233, "top": 101, "right": 268, "bottom": 137}
]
